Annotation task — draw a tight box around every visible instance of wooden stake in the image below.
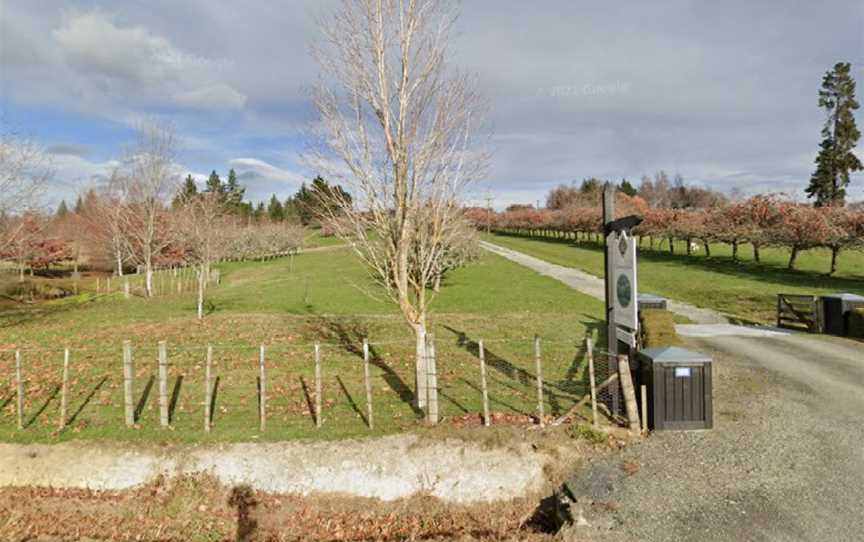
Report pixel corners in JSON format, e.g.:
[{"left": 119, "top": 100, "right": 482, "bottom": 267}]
[
  {"left": 158, "top": 341, "right": 169, "bottom": 427},
  {"left": 59, "top": 348, "right": 70, "bottom": 430},
  {"left": 259, "top": 345, "right": 266, "bottom": 432},
  {"left": 534, "top": 335, "right": 545, "bottom": 427},
  {"left": 96, "top": 277, "right": 101, "bottom": 295},
  {"left": 107, "top": 277, "right": 111, "bottom": 293},
  {"left": 123, "top": 341, "right": 135, "bottom": 427},
  {"left": 314, "top": 343, "right": 322, "bottom": 428},
  {"left": 426, "top": 334, "right": 439, "bottom": 425},
  {"left": 363, "top": 339, "right": 373, "bottom": 430},
  {"left": 15, "top": 350, "right": 24, "bottom": 430},
  {"left": 587, "top": 338, "right": 598, "bottom": 428},
  {"left": 617, "top": 354, "right": 641, "bottom": 434},
  {"left": 479, "top": 339, "right": 490, "bottom": 427},
  {"left": 204, "top": 345, "right": 213, "bottom": 432},
  {"left": 124, "top": 278, "right": 130, "bottom": 299},
  {"left": 640, "top": 384, "right": 648, "bottom": 434}
]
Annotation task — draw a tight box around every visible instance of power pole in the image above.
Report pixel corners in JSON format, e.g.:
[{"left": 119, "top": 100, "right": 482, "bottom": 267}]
[{"left": 484, "top": 195, "right": 494, "bottom": 234}]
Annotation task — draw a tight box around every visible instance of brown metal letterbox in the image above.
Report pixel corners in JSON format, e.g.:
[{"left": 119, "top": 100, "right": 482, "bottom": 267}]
[{"left": 638, "top": 347, "right": 713, "bottom": 431}]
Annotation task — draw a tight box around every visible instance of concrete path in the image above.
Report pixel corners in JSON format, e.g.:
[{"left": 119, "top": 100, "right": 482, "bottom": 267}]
[
  {"left": 570, "top": 332, "right": 864, "bottom": 541},
  {"left": 482, "top": 241, "right": 728, "bottom": 325}
]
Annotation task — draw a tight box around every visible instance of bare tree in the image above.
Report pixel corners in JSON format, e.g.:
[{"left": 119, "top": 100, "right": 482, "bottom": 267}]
[
  {"left": 310, "top": 0, "right": 488, "bottom": 418},
  {"left": 0, "top": 132, "right": 51, "bottom": 216},
  {"left": 173, "top": 192, "right": 228, "bottom": 319},
  {"left": 115, "top": 122, "right": 180, "bottom": 297}
]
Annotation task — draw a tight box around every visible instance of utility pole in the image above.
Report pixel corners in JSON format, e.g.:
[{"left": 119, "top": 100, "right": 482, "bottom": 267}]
[{"left": 484, "top": 195, "right": 494, "bottom": 234}]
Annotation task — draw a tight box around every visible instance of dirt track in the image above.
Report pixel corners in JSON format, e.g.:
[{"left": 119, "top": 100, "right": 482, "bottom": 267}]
[{"left": 569, "top": 332, "right": 864, "bottom": 542}]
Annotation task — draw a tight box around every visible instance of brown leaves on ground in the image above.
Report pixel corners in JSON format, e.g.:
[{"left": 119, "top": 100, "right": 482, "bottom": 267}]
[{"left": 0, "top": 475, "right": 558, "bottom": 541}]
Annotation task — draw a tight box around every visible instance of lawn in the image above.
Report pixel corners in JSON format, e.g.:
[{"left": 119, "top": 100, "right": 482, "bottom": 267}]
[
  {"left": 0, "top": 246, "right": 605, "bottom": 444},
  {"left": 485, "top": 232, "right": 864, "bottom": 324}
]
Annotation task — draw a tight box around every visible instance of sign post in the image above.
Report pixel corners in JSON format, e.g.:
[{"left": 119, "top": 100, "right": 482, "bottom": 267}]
[{"left": 602, "top": 183, "right": 642, "bottom": 418}]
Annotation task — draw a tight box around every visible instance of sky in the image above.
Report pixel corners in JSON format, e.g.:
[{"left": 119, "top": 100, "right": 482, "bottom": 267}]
[{"left": 1, "top": 0, "right": 863, "bottom": 210}]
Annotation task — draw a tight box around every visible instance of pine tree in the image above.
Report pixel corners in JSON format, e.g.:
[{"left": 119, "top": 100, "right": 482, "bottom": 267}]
[
  {"left": 267, "top": 194, "right": 285, "bottom": 222},
  {"left": 73, "top": 196, "right": 84, "bottom": 214},
  {"left": 224, "top": 168, "right": 246, "bottom": 212},
  {"left": 56, "top": 200, "right": 69, "bottom": 217},
  {"left": 806, "top": 62, "right": 862, "bottom": 207},
  {"left": 618, "top": 178, "right": 637, "bottom": 197},
  {"left": 173, "top": 174, "right": 199, "bottom": 208},
  {"left": 205, "top": 170, "right": 224, "bottom": 196}
]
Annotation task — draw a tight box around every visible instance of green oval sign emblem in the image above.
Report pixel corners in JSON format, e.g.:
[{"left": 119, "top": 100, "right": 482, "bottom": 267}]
[{"left": 616, "top": 274, "right": 632, "bottom": 308}]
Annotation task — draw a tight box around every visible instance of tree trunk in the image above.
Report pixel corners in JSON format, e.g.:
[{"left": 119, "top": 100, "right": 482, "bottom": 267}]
[
  {"left": 731, "top": 240, "right": 739, "bottom": 261},
  {"left": 686, "top": 237, "right": 692, "bottom": 256},
  {"left": 753, "top": 244, "right": 760, "bottom": 263},
  {"left": 829, "top": 245, "right": 840, "bottom": 276},
  {"left": 433, "top": 273, "right": 441, "bottom": 292},
  {"left": 116, "top": 250, "right": 124, "bottom": 277},
  {"left": 788, "top": 246, "right": 800, "bottom": 270},
  {"left": 703, "top": 240, "right": 711, "bottom": 257},
  {"left": 18, "top": 263, "right": 24, "bottom": 283},
  {"left": 197, "top": 264, "right": 206, "bottom": 320},
  {"left": 414, "top": 323, "right": 427, "bottom": 410},
  {"left": 145, "top": 264, "right": 154, "bottom": 297},
  {"left": 668, "top": 237, "right": 675, "bottom": 254}
]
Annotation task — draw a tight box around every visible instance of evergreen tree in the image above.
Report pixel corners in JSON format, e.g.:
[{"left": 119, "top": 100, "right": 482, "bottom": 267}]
[
  {"left": 56, "top": 200, "right": 69, "bottom": 217},
  {"left": 224, "top": 168, "right": 246, "bottom": 212},
  {"left": 579, "top": 178, "right": 602, "bottom": 194},
  {"left": 73, "top": 196, "right": 84, "bottom": 214},
  {"left": 173, "top": 174, "right": 199, "bottom": 208},
  {"left": 293, "top": 176, "right": 353, "bottom": 225},
  {"left": 267, "top": 194, "right": 285, "bottom": 222},
  {"left": 806, "top": 62, "right": 862, "bottom": 207},
  {"left": 205, "top": 170, "right": 224, "bottom": 196},
  {"left": 618, "top": 178, "right": 637, "bottom": 197},
  {"left": 254, "top": 201, "right": 266, "bottom": 222}
]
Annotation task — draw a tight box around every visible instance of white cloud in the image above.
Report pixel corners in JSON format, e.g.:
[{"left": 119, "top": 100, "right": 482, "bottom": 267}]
[
  {"left": 229, "top": 158, "right": 305, "bottom": 187},
  {"left": 53, "top": 11, "right": 192, "bottom": 84},
  {"left": 174, "top": 84, "right": 247, "bottom": 110}
]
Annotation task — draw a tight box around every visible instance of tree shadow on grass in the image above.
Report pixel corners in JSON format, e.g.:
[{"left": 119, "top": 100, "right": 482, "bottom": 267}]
[
  {"left": 441, "top": 325, "right": 578, "bottom": 417},
  {"left": 24, "top": 384, "right": 60, "bottom": 428},
  {"left": 67, "top": 376, "right": 108, "bottom": 426},
  {"left": 208, "top": 376, "right": 220, "bottom": 426},
  {"left": 308, "top": 316, "right": 423, "bottom": 418}
]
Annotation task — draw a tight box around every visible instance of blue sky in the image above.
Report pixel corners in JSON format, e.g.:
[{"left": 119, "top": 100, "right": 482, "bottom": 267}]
[{"left": 1, "top": 0, "right": 863, "bottom": 209}]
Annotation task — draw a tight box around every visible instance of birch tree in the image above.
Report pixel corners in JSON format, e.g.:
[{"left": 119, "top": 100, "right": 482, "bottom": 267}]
[
  {"left": 310, "top": 0, "right": 488, "bottom": 418},
  {"left": 116, "top": 122, "right": 179, "bottom": 297}
]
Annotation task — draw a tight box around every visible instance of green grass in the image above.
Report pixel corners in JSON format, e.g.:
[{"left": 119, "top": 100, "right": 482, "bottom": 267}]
[
  {"left": 0, "top": 247, "right": 604, "bottom": 444},
  {"left": 485, "top": 232, "right": 864, "bottom": 324}
]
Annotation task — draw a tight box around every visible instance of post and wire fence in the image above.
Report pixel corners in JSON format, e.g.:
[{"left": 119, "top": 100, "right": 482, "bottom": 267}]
[{"left": 0, "top": 335, "right": 625, "bottom": 438}]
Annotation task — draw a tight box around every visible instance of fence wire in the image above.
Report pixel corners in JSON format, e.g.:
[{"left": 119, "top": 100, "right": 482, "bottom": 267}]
[{"left": 0, "top": 335, "right": 619, "bottom": 439}]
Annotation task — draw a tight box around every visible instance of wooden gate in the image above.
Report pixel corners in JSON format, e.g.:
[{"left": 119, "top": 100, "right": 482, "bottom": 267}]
[{"left": 776, "top": 294, "right": 820, "bottom": 332}]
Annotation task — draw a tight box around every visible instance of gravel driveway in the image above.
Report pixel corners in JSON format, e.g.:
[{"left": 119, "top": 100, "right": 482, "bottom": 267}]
[{"left": 567, "top": 332, "right": 864, "bottom": 542}]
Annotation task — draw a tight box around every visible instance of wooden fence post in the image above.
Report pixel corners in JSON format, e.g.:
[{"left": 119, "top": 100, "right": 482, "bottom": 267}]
[
  {"left": 107, "top": 277, "right": 111, "bottom": 293},
  {"left": 479, "top": 339, "right": 490, "bottom": 427},
  {"left": 59, "top": 348, "right": 70, "bottom": 430},
  {"left": 123, "top": 341, "right": 135, "bottom": 427},
  {"left": 123, "top": 278, "right": 130, "bottom": 299},
  {"left": 314, "top": 342, "right": 322, "bottom": 428},
  {"left": 617, "top": 354, "right": 641, "bottom": 434},
  {"left": 534, "top": 335, "right": 545, "bottom": 427},
  {"left": 259, "top": 345, "right": 266, "bottom": 432},
  {"left": 96, "top": 277, "right": 101, "bottom": 295},
  {"left": 363, "top": 339, "right": 373, "bottom": 430},
  {"left": 158, "top": 341, "right": 169, "bottom": 427},
  {"left": 587, "top": 337, "right": 598, "bottom": 428},
  {"left": 204, "top": 345, "right": 212, "bottom": 432},
  {"left": 15, "top": 350, "right": 24, "bottom": 430},
  {"left": 426, "top": 334, "right": 439, "bottom": 425}
]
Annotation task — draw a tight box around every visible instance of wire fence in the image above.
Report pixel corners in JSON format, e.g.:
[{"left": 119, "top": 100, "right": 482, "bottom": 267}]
[{"left": 0, "top": 334, "right": 619, "bottom": 440}]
